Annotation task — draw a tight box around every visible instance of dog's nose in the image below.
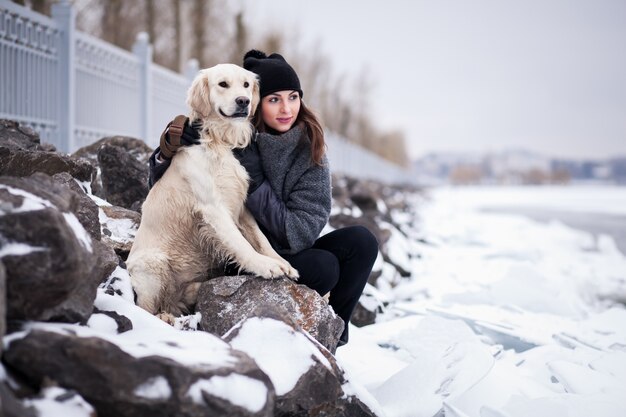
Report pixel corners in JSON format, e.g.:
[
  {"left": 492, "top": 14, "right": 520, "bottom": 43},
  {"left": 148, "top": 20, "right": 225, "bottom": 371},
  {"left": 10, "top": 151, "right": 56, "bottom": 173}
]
[{"left": 235, "top": 96, "right": 250, "bottom": 107}]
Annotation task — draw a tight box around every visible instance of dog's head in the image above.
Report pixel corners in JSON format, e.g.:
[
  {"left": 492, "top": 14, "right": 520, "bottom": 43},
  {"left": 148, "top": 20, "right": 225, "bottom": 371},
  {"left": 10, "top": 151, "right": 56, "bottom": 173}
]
[{"left": 186, "top": 64, "right": 260, "bottom": 147}]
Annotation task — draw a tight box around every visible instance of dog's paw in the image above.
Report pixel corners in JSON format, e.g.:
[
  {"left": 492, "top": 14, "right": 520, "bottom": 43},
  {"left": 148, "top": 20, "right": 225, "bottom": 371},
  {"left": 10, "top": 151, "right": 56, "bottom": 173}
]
[
  {"left": 285, "top": 264, "right": 299, "bottom": 281},
  {"left": 157, "top": 312, "right": 176, "bottom": 326},
  {"left": 247, "top": 255, "right": 291, "bottom": 279}
]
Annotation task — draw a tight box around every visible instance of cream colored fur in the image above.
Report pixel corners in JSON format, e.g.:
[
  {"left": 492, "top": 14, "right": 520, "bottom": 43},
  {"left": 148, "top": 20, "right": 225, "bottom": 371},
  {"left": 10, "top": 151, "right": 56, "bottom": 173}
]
[{"left": 127, "top": 64, "right": 298, "bottom": 322}]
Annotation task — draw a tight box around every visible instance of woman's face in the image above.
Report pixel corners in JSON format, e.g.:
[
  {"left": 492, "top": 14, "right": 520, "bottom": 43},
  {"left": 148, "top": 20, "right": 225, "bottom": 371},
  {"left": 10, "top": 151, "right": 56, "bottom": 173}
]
[{"left": 261, "top": 90, "right": 301, "bottom": 133}]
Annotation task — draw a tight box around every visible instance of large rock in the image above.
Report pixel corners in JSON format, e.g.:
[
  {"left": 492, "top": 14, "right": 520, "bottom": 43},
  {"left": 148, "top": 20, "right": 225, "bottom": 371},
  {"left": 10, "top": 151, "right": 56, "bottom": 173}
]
[
  {"left": 196, "top": 276, "right": 344, "bottom": 352},
  {"left": 0, "top": 261, "right": 5, "bottom": 352},
  {"left": 224, "top": 305, "right": 378, "bottom": 417},
  {"left": 73, "top": 135, "right": 153, "bottom": 166},
  {"left": 73, "top": 136, "right": 153, "bottom": 199},
  {"left": 52, "top": 171, "right": 102, "bottom": 241},
  {"left": 0, "top": 174, "right": 118, "bottom": 323},
  {"left": 4, "top": 329, "right": 275, "bottom": 417},
  {"left": 97, "top": 143, "right": 149, "bottom": 211},
  {"left": 0, "top": 120, "right": 95, "bottom": 184}
]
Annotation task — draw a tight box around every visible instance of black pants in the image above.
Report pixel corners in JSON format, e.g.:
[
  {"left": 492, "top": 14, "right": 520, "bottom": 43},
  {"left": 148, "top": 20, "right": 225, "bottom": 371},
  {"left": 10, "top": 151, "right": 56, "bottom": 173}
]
[{"left": 282, "top": 225, "right": 379, "bottom": 345}]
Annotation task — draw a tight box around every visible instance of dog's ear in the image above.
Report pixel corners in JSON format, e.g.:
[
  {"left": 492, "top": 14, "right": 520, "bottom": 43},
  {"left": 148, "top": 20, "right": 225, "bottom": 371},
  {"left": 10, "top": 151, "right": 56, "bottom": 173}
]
[
  {"left": 250, "top": 75, "right": 260, "bottom": 117},
  {"left": 187, "top": 71, "right": 211, "bottom": 119}
]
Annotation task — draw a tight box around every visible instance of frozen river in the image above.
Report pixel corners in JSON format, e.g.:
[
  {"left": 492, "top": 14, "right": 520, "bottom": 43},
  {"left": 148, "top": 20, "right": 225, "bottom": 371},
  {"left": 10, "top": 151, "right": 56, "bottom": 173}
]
[{"left": 482, "top": 208, "right": 626, "bottom": 255}]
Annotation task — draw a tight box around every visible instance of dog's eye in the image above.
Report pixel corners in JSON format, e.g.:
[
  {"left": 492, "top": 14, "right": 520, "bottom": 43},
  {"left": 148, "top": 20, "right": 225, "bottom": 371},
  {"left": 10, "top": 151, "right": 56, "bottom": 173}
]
[
  {"left": 219, "top": 81, "right": 229, "bottom": 88},
  {"left": 243, "top": 81, "right": 250, "bottom": 88}
]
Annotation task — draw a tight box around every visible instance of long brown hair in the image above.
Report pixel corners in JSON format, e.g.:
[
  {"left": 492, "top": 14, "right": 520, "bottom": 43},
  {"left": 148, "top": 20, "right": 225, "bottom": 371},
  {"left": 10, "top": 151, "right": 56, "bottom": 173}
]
[{"left": 252, "top": 100, "right": 326, "bottom": 166}]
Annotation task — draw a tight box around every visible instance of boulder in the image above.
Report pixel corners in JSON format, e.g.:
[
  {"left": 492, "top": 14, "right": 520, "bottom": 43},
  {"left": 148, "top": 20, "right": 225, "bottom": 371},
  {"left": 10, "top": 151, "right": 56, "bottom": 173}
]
[
  {"left": 52, "top": 171, "right": 101, "bottom": 241},
  {"left": 97, "top": 143, "right": 149, "bottom": 211},
  {"left": 224, "top": 305, "right": 378, "bottom": 417},
  {"left": 73, "top": 135, "right": 153, "bottom": 166},
  {"left": 196, "top": 276, "right": 344, "bottom": 352},
  {"left": 0, "top": 261, "right": 5, "bottom": 352},
  {"left": 72, "top": 136, "right": 153, "bottom": 199},
  {"left": 0, "top": 120, "right": 95, "bottom": 184},
  {"left": 0, "top": 174, "right": 117, "bottom": 323},
  {"left": 4, "top": 329, "right": 275, "bottom": 417}
]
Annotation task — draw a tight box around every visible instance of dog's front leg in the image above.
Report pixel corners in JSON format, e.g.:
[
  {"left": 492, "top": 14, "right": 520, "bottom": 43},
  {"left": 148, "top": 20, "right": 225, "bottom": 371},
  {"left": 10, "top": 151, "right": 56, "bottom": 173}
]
[
  {"left": 238, "top": 209, "right": 299, "bottom": 280},
  {"left": 197, "top": 203, "right": 291, "bottom": 278}
]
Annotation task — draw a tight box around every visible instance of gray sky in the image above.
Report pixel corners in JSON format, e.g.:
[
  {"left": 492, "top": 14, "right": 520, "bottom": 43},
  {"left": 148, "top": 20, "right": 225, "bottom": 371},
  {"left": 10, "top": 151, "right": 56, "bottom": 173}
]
[{"left": 237, "top": 0, "right": 626, "bottom": 160}]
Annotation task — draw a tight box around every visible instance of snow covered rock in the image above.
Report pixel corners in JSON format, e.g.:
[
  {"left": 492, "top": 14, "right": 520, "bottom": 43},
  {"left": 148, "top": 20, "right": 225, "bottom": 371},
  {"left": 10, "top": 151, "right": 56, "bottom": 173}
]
[
  {"left": 197, "top": 275, "right": 344, "bottom": 352},
  {"left": 4, "top": 328, "right": 275, "bottom": 417},
  {"left": 0, "top": 174, "right": 118, "bottom": 322},
  {"left": 96, "top": 143, "right": 149, "bottom": 211},
  {"left": 0, "top": 119, "right": 95, "bottom": 185},
  {"left": 51, "top": 171, "right": 102, "bottom": 241},
  {"left": 224, "top": 305, "right": 378, "bottom": 417},
  {"left": 98, "top": 204, "right": 141, "bottom": 260},
  {"left": 0, "top": 260, "right": 5, "bottom": 351}
]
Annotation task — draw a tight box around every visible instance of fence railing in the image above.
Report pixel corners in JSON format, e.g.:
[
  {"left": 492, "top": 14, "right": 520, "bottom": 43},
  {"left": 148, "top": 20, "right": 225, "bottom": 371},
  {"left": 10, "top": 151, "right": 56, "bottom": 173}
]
[{"left": 0, "top": 0, "right": 414, "bottom": 184}]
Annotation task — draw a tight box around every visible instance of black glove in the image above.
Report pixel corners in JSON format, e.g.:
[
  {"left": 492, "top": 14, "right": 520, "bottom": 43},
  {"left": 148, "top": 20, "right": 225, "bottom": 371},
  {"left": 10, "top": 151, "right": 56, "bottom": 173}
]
[
  {"left": 160, "top": 116, "right": 202, "bottom": 159},
  {"left": 233, "top": 140, "right": 265, "bottom": 194}
]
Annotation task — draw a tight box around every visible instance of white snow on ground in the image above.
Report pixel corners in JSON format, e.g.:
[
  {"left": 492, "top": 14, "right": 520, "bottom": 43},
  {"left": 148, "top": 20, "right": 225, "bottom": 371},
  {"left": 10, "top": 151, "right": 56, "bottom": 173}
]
[
  {"left": 24, "top": 386, "right": 95, "bottom": 417},
  {"left": 226, "top": 316, "right": 332, "bottom": 396},
  {"left": 187, "top": 374, "right": 268, "bottom": 412},
  {"left": 4, "top": 185, "right": 626, "bottom": 416},
  {"left": 134, "top": 376, "right": 172, "bottom": 400},
  {"left": 336, "top": 185, "right": 626, "bottom": 417}
]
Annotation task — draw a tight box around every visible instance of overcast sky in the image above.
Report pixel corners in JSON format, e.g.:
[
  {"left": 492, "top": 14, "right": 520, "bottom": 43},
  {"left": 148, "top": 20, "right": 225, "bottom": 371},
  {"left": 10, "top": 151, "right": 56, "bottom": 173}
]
[{"left": 237, "top": 0, "right": 626, "bottom": 161}]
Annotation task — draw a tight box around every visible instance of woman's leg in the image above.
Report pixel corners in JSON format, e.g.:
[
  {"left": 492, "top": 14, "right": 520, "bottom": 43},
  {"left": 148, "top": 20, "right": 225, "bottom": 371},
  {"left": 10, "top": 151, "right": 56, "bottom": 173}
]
[
  {"left": 312, "top": 225, "right": 379, "bottom": 344},
  {"left": 281, "top": 249, "right": 340, "bottom": 296}
]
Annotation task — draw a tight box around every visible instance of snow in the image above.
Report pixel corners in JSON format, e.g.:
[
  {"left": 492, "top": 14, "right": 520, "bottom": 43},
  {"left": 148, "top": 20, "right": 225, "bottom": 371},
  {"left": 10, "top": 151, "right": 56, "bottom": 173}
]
[
  {"left": 0, "top": 242, "right": 46, "bottom": 258},
  {"left": 334, "top": 185, "right": 626, "bottom": 417},
  {"left": 98, "top": 208, "right": 137, "bottom": 243},
  {"left": 226, "top": 316, "right": 332, "bottom": 396},
  {"left": 4, "top": 184, "right": 626, "bottom": 416},
  {"left": 187, "top": 374, "right": 268, "bottom": 412},
  {"left": 0, "top": 183, "right": 93, "bottom": 252},
  {"left": 24, "top": 386, "right": 95, "bottom": 417},
  {"left": 0, "top": 184, "right": 54, "bottom": 213},
  {"left": 134, "top": 376, "right": 172, "bottom": 400},
  {"left": 63, "top": 212, "right": 93, "bottom": 252}
]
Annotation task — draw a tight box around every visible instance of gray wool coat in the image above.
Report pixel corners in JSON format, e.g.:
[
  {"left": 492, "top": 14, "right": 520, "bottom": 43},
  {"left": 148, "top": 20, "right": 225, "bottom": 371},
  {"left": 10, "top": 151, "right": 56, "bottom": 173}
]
[{"left": 246, "top": 125, "right": 331, "bottom": 255}]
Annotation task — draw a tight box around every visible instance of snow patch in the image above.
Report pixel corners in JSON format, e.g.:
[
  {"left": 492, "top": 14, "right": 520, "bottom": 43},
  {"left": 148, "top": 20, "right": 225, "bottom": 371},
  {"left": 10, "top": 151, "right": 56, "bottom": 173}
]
[
  {"left": 134, "top": 376, "right": 172, "bottom": 400},
  {"left": 187, "top": 374, "right": 267, "bottom": 412}
]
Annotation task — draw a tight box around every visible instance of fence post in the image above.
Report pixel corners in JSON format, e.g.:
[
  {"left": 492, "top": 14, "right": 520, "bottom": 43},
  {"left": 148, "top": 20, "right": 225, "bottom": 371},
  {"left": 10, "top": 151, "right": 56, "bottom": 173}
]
[
  {"left": 133, "top": 32, "right": 152, "bottom": 142},
  {"left": 51, "top": 0, "right": 75, "bottom": 153}
]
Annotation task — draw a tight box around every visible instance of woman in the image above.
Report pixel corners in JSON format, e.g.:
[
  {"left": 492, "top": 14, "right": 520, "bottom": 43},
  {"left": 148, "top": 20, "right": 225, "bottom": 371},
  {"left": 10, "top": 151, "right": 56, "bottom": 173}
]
[{"left": 149, "top": 50, "right": 378, "bottom": 346}]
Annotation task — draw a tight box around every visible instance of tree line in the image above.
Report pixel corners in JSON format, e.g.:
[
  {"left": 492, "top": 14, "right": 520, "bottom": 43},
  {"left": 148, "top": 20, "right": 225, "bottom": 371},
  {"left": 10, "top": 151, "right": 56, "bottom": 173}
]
[{"left": 12, "top": 0, "right": 409, "bottom": 167}]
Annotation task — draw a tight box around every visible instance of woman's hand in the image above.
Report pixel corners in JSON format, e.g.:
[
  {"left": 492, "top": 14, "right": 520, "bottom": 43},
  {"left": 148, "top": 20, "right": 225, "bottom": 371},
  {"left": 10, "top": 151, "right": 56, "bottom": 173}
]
[
  {"left": 233, "top": 141, "right": 265, "bottom": 194},
  {"left": 159, "top": 116, "right": 202, "bottom": 159}
]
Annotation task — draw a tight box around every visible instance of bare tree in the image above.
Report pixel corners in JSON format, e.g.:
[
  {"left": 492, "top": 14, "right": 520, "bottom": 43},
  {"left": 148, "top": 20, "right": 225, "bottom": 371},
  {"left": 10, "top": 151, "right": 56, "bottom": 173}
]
[
  {"left": 146, "top": 0, "right": 156, "bottom": 47},
  {"left": 173, "top": 0, "right": 182, "bottom": 71},
  {"left": 192, "top": 0, "right": 206, "bottom": 66}
]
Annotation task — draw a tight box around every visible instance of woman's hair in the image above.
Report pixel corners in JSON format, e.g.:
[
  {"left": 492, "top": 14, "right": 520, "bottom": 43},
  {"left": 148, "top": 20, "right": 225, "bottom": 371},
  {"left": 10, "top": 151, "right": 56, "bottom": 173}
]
[{"left": 253, "top": 100, "right": 326, "bottom": 166}]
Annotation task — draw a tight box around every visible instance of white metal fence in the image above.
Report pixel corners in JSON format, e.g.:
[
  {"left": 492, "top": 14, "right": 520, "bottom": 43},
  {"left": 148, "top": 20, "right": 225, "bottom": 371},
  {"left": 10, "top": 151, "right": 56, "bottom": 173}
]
[{"left": 0, "top": 0, "right": 414, "bottom": 184}]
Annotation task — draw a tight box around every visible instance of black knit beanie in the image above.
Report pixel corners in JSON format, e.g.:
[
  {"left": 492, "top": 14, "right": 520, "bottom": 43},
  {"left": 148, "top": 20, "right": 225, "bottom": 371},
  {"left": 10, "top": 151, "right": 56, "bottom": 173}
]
[{"left": 243, "top": 50, "right": 303, "bottom": 98}]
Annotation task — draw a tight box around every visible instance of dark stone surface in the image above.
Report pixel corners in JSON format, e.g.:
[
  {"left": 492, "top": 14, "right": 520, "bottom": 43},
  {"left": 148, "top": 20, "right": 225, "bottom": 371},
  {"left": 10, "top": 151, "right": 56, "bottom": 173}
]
[
  {"left": 0, "top": 174, "right": 117, "bottom": 323},
  {"left": 224, "top": 305, "right": 378, "bottom": 417},
  {"left": 4, "top": 329, "right": 275, "bottom": 417},
  {"left": 97, "top": 143, "right": 149, "bottom": 210},
  {"left": 197, "top": 276, "right": 344, "bottom": 353},
  {"left": 0, "top": 120, "right": 95, "bottom": 183}
]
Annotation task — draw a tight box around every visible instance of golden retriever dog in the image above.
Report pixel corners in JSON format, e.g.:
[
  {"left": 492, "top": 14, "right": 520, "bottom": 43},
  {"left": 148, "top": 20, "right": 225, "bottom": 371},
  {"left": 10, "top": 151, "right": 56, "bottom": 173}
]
[{"left": 127, "top": 64, "right": 299, "bottom": 323}]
